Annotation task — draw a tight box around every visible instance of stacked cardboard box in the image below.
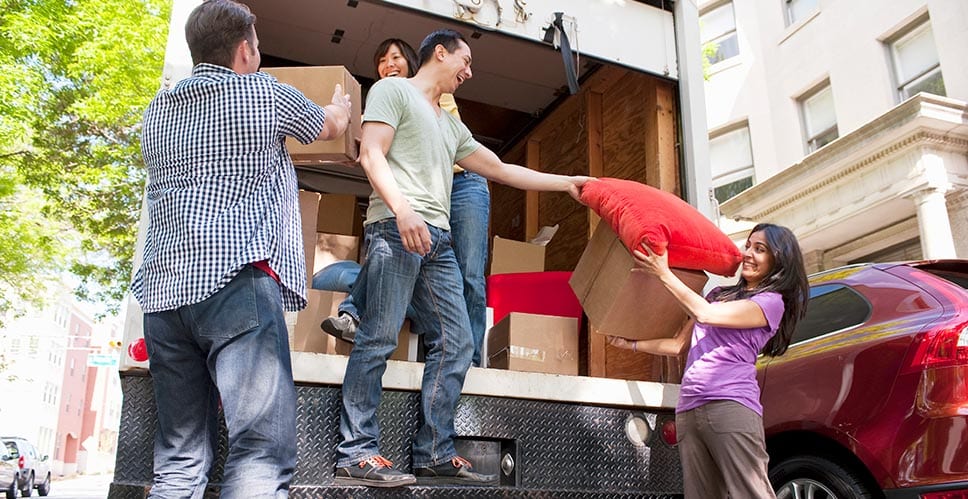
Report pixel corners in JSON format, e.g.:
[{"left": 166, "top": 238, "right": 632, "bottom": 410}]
[
  {"left": 293, "top": 190, "right": 415, "bottom": 360},
  {"left": 490, "top": 236, "right": 545, "bottom": 275},
  {"left": 570, "top": 222, "right": 707, "bottom": 341},
  {"left": 487, "top": 313, "right": 579, "bottom": 375}
]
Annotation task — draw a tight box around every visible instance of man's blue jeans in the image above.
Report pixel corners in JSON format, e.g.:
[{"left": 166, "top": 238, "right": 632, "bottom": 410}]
[
  {"left": 336, "top": 171, "right": 490, "bottom": 365},
  {"left": 143, "top": 265, "right": 296, "bottom": 498},
  {"left": 336, "top": 219, "right": 474, "bottom": 469}
]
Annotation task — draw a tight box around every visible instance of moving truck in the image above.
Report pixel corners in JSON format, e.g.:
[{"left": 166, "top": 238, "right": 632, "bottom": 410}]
[{"left": 111, "top": 0, "right": 714, "bottom": 496}]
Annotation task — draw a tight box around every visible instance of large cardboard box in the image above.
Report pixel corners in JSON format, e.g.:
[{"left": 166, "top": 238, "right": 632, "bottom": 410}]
[
  {"left": 490, "top": 236, "right": 545, "bottom": 275},
  {"left": 487, "top": 312, "right": 578, "bottom": 375},
  {"left": 263, "top": 66, "right": 362, "bottom": 164},
  {"left": 312, "top": 232, "right": 359, "bottom": 277},
  {"left": 298, "top": 190, "right": 322, "bottom": 285},
  {"left": 293, "top": 290, "right": 416, "bottom": 360},
  {"left": 292, "top": 289, "right": 346, "bottom": 354},
  {"left": 317, "top": 193, "right": 363, "bottom": 236},
  {"left": 570, "top": 222, "right": 708, "bottom": 340}
]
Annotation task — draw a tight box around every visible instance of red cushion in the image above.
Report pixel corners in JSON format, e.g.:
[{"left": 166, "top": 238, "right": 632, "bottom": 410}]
[
  {"left": 486, "top": 271, "right": 582, "bottom": 325},
  {"left": 580, "top": 178, "right": 742, "bottom": 276}
]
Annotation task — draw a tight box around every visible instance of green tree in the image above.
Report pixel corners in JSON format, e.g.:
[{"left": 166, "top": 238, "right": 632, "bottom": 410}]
[{"left": 0, "top": 0, "right": 171, "bottom": 319}]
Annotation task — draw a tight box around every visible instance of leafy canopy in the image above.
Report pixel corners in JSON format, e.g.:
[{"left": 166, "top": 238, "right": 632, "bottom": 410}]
[{"left": 0, "top": 0, "right": 171, "bottom": 320}]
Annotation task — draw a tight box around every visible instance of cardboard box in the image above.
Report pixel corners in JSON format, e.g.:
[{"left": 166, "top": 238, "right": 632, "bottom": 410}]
[
  {"left": 298, "top": 190, "right": 322, "bottom": 285},
  {"left": 490, "top": 236, "right": 545, "bottom": 275},
  {"left": 293, "top": 290, "right": 416, "bottom": 361},
  {"left": 312, "top": 232, "right": 359, "bottom": 277},
  {"left": 292, "top": 290, "right": 346, "bottom": 354},
  {"left": 317, "top": 193, "right": 363, "bottom": 236},
  {"left": 486, "top": 312, "right": 578, "bottom": 375},
  {"left": 570, "top": 222, "right": 708, "bottom": 340},
  {"left": 263, "top": 66, "right": 362, "bottom": 164}
]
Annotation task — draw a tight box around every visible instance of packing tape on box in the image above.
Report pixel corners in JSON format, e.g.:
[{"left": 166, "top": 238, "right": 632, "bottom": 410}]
[{"left": 509, "top": 345, "right": 545, "bottom": 362}]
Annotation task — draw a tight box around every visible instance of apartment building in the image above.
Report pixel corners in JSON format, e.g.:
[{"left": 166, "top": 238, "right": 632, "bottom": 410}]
[
  {"left": 0, "top": 290, "right": 122, "bottom": 476},
  {"left": 699, "top": 0, "right": 968, "bottom": 271}
]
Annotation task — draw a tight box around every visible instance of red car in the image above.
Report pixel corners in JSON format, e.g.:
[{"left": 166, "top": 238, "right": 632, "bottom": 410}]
[{"left": 758, "top": 260, "right": 968, "bottom": 499}]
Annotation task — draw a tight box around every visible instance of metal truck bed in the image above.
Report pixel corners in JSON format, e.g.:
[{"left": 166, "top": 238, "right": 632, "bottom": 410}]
[{"left": 109, "top": 354, "right": 682, "bottom": 497}]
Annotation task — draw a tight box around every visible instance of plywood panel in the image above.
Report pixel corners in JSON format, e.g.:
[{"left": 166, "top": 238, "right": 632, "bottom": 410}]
[
  {"left": 602, "top": 75, "right": 650, "bottom": 182},
  {"left": 645, "top": 79, "right": 680, "bottom": 195}
]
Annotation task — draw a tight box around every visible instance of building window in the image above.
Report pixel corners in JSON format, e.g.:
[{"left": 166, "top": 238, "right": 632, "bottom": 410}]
[
  {"left": 800, "top": 84, "right": 838, "bottom": 153},
  {"left": 784, "top": 0, "right": 818, "bottom": 26},
  {"left": 890, "top": 21, "right": 945, "bottom": 100},
  {"left": 709, "top": 124, "right": 754, "bottom": 204},
  {"left": 700, "top": 2, "right": 739, "bottom": 66}
]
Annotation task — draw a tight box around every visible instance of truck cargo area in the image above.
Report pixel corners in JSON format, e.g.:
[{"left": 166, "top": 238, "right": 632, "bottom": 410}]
[{"left": 112, "top": 0, "right": 690, "bottom": 496}]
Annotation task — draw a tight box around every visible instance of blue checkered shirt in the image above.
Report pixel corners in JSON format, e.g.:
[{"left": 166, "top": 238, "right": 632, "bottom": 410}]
[{"left": 132, "top": 63, "right": 326, "bottom": 313}]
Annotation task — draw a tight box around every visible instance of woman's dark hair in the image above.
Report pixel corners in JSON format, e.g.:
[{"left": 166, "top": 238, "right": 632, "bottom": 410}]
[
  {"left": 373, "top": 38, "right": 419, "bottom": 78},
  {"left": 417, "top": 29, "right": 467, "bottom": 67},
  {"left": 713, "top": 223, "right": 810, "bottom": 357},
  {"left": 185, "top": 0, "right": 257, "bottom": 68}
]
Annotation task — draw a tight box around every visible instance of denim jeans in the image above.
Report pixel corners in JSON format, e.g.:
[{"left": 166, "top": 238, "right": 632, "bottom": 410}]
[
  {"left": 336, "top": 219, "right": 474, "bottom": 469},
  {"left": 450, "top": 171, "right": 490, "bottom": 366},
  {"left": 314, "top": 261, "right": 418, "bottom": 320},
  {"left": 336, "top": 171, "right": 490, "bottom": 365},
  {"left": 311, "top": 260, "right": 360, "bottom": 293},
  {"left": 143, "top": 265, "right": 296, "bottom": 499}
]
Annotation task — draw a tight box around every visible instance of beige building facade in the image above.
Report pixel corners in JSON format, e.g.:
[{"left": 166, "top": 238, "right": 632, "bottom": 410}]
[{"left": 699, "top": 0, "right": 968, "bottom": 272}]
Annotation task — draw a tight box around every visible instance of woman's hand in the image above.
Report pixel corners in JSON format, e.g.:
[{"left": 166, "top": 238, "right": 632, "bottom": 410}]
[
  {"left": 632, "top": 242, "right": 670, "bottom": 277},
  {"left": 566, "top": 176, "right": 596, "bottom": 203},
  {"left": 607, "top": 335, "right": 634, "bottom": 351}
]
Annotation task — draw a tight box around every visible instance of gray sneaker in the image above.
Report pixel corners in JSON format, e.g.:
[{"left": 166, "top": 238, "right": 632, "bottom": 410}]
[
  {"left": 321, "top": 313, "right": 357, "bottom": 343},
  {"left": 414, "top": 456, "right": 498, "bottom": 486}
]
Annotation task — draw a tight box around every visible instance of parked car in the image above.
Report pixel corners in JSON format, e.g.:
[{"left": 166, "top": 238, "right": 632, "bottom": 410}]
[
  {"left": 0, "top": 441, "right": 17, "bottom": 499},
  {"left": 758, "top": 260, "right": 968, "bottom": 498},
  {"left": 0, "top": 438, "right": 50, "bottom": 497}
]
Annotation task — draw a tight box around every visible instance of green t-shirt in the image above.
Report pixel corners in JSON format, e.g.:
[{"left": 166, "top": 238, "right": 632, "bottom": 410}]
[{"left": 362, "top": 77, "right": 480, "bottom": 230}]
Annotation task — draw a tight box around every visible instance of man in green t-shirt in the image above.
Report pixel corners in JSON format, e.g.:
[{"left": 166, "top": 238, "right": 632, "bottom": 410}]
[{"left": 335, "top": 29, "right": 592, "bottom": 488}]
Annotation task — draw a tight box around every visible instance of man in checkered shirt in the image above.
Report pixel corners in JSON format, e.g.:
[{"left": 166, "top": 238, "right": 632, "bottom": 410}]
[{"left": 131, "top": 1, "right": 350, "bottom": 497}]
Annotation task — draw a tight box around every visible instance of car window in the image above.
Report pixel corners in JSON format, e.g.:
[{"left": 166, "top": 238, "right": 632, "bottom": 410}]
[
  {"left": 3, "top": 442, "right": 17, "bottom": 458},
  {"left": 791, "top": 284, "right": 871, "bottom": 344}
]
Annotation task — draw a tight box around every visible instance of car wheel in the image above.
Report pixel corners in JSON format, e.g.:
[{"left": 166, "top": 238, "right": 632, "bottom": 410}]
[
  {"left": 770, "top": 454, "right": 875, "bottom": 499},
  {"left": 35, "top": 474, "right": 49, "bottom": 497},
  {"left": 19, "top": 474, "right": 31, "bottom": 497},
  {"left": 5, "top": 475, "right": 16, "bottom": 499}
]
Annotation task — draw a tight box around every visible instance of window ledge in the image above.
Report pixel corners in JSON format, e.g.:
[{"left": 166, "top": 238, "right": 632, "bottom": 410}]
[
  {"left": 708, "top": 56, "right": 743, "bottom": 77},
  {"left": 779, "top": 8, "right": 821, "bottom": 45}
]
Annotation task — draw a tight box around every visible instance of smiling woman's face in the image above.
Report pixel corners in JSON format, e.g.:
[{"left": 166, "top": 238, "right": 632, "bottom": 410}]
[
  {"left": 377, "top": 43, "right": 410, "bottom": 79},
  {"left": 741, "top": 230, "right": 775, "bottom": 289}
]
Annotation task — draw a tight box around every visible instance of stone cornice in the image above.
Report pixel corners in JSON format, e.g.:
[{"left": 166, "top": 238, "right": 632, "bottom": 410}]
[{"left": 720, "top": 94, "right": 968, "bottom": 221}]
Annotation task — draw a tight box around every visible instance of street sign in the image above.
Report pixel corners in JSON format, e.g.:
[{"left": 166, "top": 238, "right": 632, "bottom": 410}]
[{"left": 87, "top": 353, "right": 119, "bottom": 367}]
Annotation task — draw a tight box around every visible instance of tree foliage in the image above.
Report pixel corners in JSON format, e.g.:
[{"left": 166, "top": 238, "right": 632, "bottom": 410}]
[{"left": 0, "top": 0, "right": 171, "bottom": 319}]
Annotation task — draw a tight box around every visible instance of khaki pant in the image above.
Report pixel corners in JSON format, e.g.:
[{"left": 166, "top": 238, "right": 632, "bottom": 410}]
[{"left": 676, "top": 400, "right": 776, "bottom": 499}]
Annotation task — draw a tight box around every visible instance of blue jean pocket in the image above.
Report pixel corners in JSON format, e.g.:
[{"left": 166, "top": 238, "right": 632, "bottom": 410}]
[{"left": 191, "top": 268, "right": 261, "bottom": 339}]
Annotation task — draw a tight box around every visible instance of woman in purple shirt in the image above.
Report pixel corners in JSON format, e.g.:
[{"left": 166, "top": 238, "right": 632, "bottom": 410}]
[{"left": 609, "top": 223, "right": 809, "bottom": 499}]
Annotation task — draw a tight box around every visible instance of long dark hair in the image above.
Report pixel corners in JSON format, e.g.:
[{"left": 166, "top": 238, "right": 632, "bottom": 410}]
[
  {"left": 373, "top": 38, "right": 419, "bottom": 78},
  {"left": 713, "top": 223, "right": 809, "bottom": 357}
]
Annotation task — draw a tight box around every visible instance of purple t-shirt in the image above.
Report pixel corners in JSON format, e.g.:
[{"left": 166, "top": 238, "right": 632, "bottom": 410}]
[{"left": 676, "top": 289, "right": 785, "bottom": 416}]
